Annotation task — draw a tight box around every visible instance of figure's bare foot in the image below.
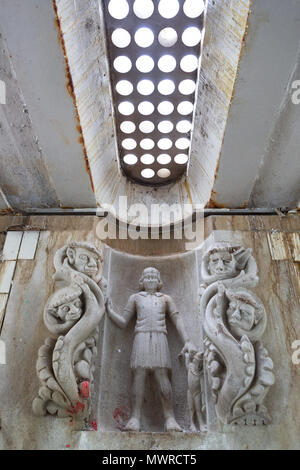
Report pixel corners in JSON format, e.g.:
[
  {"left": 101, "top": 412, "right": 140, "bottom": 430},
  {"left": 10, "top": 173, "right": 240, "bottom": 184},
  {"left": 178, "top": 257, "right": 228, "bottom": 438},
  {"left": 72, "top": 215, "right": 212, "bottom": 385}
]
[
  {"left": 125, "top": 417, "right": 140, "bottom": 432},
  {"left": 190, "top": 423, "right": 198, "bottom": 433},
  {"left": 165, "top": 417, "right": 182, "bottom": 432}
]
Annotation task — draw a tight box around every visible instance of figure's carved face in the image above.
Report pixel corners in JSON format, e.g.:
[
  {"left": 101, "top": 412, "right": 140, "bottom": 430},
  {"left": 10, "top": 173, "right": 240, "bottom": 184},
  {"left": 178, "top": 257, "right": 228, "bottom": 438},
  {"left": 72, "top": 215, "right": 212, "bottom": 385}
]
[
  {"left": 208, "top": 251, "right": 236, "bottom": 277},
  {"left": 142, "top": 269, "right": 160, "bottom": 291},
  {"left": 56, "top": 298, "right": 83, "bottom": 323},
  {"left": 226, "top": 299, "right": 255, "bottom": 331},
  {"left": 68, "top": 248, "right": 99, "bottom": 277}
]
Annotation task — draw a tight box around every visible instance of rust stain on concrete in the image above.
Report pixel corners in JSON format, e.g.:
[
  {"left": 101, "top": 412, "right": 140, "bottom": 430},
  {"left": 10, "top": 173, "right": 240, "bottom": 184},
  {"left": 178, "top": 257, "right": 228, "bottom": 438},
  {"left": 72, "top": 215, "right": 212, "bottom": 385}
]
[
  {"left": 208, "top": 1, "right": 252, "bottom": 209},
  {"left": 52, "top": 0, "right": 95, "bottom": 193}
]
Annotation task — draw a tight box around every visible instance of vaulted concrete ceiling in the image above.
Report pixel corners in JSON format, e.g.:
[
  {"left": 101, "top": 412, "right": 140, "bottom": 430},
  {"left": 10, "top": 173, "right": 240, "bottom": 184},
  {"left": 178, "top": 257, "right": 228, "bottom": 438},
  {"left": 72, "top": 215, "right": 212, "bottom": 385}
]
[{"left": 0, "top": 0, "right": 299, "bottom": 212}]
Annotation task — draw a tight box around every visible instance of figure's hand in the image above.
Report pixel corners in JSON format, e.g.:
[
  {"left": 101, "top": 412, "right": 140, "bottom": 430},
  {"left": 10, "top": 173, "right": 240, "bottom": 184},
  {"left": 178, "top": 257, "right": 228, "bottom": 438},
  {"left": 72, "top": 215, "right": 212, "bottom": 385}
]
[
  {"left": 106, "top": 297, "right": 113, "bottom": 313},
  {"left": 182, "top": 341, "right": 197, "bottom": 357}
]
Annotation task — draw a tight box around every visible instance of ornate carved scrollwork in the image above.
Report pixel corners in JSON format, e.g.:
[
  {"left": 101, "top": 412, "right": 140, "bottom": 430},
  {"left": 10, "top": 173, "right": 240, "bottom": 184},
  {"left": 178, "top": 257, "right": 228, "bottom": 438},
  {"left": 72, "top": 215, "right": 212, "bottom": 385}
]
[
  {"left": 200, "top": 243, "right": 275, "bottom": 426},
  {"left": 32, "top": 242, "right": 106, "bottom": 418}
]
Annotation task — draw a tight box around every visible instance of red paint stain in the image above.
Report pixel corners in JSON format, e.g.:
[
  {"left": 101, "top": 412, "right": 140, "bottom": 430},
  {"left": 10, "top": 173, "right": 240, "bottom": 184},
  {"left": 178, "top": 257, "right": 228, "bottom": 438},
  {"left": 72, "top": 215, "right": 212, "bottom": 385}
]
[
  {"left": 90, "top": 420, "right": 98, "bottom": 431},
  {"left": 113, "top": 406, "right": 129, "bottom": 431},
  {"left": 67, "top": 400, "right": 85, "bottom": 425},
  {"left": 80, "top": 381, "right": 90, "bottom": 399}
]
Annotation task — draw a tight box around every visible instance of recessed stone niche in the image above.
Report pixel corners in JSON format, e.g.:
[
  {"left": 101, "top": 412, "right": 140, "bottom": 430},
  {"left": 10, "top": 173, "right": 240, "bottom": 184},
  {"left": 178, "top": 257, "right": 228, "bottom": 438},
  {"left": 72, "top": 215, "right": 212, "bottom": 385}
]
[{"left": 29, "top": 230, "right": 278, "bottom": 435}]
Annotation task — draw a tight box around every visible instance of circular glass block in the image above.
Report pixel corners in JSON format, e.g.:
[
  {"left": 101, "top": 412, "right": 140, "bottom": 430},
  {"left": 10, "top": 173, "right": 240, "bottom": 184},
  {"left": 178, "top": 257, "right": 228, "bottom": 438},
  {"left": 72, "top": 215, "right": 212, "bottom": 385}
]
[
  {"left": 175, "top": 138, "right": 190, "bottom": 149},
  {"left": 178, "top": 79, "right": 196, "bottom": 95},
  {"left": 134, "top": 27, "right": 154, "bottom": 48},
  {"left": 137, "top": 79, "right": 155, "bottom": 96},
  {"left": 183, "top": 0, "right": 205, "bottom": 18},
  {"left": 133, "top": 0, "right": 154, "bottom": 19},
  {"left": 175, "top": 153, "right": 188, "bottom": 164},
  {"left": 140, "top": 154, "right": 155, "bottom": 165},
  {"left": 123, "top": 154, "right": 138, "bottom": 165},
  {"left": 158, "top": 120, "right": 174, "bottom": 133},
  {"left": 157, "top": 154, "right": 171, "bottom": 165},
  {"left": 140, "top": 138, "right": 155, "bottom": 150},
  {"left": 138, "top": 101, "right": 155, "bottom": 115},
  {"left": 136, "top": 55, "right": 154, "bottom": 73},
  {"left": 120, "top": 121, "right": 136, "bottom": 134},
  {"left": 177, "top": 101, "right": 194, "bottom": 115},
  {"left": 122, "top": 138, "right": 137, "bottom": 150},
  {"left": 113, "top": 56, "right": 132, "bottom": 73},
  {"left": 108, "top": 0, "right": 129, "bottom": 19},
  {"left": 157, "top": 101, "right": 174, "bottom": 115},
  {"left": 158, "top": 0, "right": 180, "bottom": 19},
  {"left": 182, "top": 27, "right": 202, "bottom": 47},
  {"left": 158, "top": 79, "right": 175, "bottom": 95},
  {"left": 158, "top": 55, "right": 177, "bottom": 73},
  {"left": 139, "top": 121, "right": 155, "bottom": 133},
  {"left": 158, "top": 138, "right": 172, "bottom": 150},
  {"left": 116, "top": 80, "right": 133, "bottom": 96},
  {"left": 141, "top": 168, "right": 155, "bottom": 179},
  {"left": 158, "top": 28, "right": 178, "bottom": 47},
  {"left": 157, "top": 168, "right": 171, "bottom": 178},
  {"left": 112, "top": 28, "right": 131, "bottom": 48},
  {"left": 176, "top": 120, "right": 192, "bottom": 133},
  {"left": 180, "top": 54, "right": 198, "bottom": 73},
  {"left": 118, "top": 101, "right": 135, "bottom": 115}
]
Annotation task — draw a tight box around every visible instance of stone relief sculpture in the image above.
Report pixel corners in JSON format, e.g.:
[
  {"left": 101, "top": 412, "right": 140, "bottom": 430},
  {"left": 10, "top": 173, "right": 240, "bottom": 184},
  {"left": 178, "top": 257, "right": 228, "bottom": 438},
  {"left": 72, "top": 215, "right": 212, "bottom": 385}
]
[
  {"left": 180, "top": 349, "right": 205, "bottom": 432},
  {"left": 200, "top": 242, "right": 275, "bottom": 426},
  {"left": 106, "top": 267, "right": 197, "bottom": 432},
  {"left": 33, "top": 242, "right": 106, "bottom": 418}
]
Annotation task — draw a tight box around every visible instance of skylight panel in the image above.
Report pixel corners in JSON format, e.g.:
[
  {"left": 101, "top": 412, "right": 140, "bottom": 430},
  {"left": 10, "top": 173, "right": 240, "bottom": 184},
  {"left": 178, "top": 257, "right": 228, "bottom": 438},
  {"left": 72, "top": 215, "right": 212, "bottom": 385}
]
[{"left": 103, "top": 0, "right": 207, "bottom": 185}]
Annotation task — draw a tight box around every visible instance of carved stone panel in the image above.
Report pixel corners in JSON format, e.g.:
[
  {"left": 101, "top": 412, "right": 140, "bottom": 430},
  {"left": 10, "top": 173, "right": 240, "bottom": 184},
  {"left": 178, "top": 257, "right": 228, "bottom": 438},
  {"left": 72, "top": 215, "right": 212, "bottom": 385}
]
[
  {"left": 32, "top": 242, "right": 106, "bottom": 421},
  {"left": 200, "top": 239, "right": 275, "bottom": 426}
]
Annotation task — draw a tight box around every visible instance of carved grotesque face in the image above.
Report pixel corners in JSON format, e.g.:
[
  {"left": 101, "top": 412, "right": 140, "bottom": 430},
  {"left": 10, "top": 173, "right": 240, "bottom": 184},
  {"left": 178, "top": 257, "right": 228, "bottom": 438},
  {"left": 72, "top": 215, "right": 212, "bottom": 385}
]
[
  {"left": 56, "top": 298, "right": 83, "bottom": 323},
  {"left": 226, "top": 298, "right": 255, "bottom": 332},
  {"left": 142, "top": 269, "right": 160, "bottom": 292},
  {"left": 208, "top": 251, "right": 236, "bottom": 277},
  {"left": 68, "top": 247, "right": 99, "bottom": 277}
]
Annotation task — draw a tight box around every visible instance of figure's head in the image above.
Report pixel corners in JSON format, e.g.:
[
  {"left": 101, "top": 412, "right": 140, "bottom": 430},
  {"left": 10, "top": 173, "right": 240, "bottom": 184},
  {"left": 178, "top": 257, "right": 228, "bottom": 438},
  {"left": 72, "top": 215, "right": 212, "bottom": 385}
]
[
  {"left": 208, "top": 249, "right": 237, "bottom": 278},
  {"left": 47, "top": 285, "right": 83, "bottom": 324},
  {"left": 139, "top": 267, "right": 163, "bottom": 292},
  {"left": 66, "top": 242, "right": 102, "bottom": 277},
  {"left": 226, "top": 288, "right": 264, "bottom": 333}
]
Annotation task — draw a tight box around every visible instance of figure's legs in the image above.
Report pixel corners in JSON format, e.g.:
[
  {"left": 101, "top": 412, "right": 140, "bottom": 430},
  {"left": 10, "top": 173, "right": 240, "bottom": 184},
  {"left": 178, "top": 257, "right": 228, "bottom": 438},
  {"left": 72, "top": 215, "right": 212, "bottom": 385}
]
[
  {"left": 187, "top": 391, "right": 197, "bottom": 432},
  {"left": 194, "top": 392, "right": 202, "bottom": 431},
  {"left": 126, "top": 367, "right": 147, "bottom": 431},
  {"left": 154, "top": 368, "right": 182, "bottom": 432}
]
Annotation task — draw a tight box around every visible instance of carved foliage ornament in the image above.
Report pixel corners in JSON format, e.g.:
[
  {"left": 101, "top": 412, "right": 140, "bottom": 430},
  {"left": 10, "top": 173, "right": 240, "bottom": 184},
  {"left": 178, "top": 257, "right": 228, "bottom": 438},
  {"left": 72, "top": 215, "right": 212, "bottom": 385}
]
[
  {"left": 32, "top": 242, "right": 106, "bottom": 418},
  {"left": 201, "top": 243, "right": 275, "bottom": 426}
]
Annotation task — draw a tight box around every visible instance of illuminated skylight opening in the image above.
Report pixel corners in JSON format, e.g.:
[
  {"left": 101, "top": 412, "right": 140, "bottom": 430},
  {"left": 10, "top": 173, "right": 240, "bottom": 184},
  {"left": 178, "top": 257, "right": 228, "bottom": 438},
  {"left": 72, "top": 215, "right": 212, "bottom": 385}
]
[{"left": 104, "top": 0, "right": 207, "bottom": 185}]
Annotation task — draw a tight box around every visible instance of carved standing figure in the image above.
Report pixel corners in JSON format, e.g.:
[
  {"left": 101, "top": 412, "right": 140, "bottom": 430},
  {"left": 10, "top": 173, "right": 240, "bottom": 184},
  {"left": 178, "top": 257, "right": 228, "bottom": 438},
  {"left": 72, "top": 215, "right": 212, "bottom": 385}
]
[
  {"left": 106, "top": 267, "right": 196, "bottom": 432},
  {"left": 180, "top": 349, "right": 204, "bottom": 432}
]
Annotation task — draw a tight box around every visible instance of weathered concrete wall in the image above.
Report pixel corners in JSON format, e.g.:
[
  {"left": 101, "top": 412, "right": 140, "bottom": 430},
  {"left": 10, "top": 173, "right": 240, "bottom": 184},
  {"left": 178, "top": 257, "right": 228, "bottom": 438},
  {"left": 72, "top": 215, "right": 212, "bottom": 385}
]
[
  {"left": 212, "top": 0, "right": 300, "bottom": 208},
  {"left": 0, "top": 214, "right": 299, "bottom": 449},
  {"left": 0, "top": 0, "right": 96, "bottom": 209}
]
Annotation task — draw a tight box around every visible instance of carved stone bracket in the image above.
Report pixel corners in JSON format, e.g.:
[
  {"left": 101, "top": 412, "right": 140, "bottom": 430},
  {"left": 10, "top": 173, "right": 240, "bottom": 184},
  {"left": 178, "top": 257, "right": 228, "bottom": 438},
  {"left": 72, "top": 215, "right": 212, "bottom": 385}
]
[
  {"left": 32, "top": 242, "right": 106, "bottom": 419},
  {"left": 200, "top": 242, "right": 275, "bottom": 426}
]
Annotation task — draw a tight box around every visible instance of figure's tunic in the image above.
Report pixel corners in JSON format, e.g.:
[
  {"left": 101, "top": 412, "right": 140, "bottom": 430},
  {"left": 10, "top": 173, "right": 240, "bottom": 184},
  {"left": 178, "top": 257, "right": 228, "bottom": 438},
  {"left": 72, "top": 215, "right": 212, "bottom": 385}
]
[{"left": 124, "top": 291, "right": 178, "bottom": 369}]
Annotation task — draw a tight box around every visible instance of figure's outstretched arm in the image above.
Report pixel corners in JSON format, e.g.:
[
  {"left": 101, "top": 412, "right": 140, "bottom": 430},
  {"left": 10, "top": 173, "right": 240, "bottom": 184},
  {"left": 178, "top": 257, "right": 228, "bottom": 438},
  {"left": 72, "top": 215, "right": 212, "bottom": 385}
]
[
  {"left": 106, "top": 296, "right": 135, "bottom": 329},
  {"left": 171, "top": 312, "right": 196, "bottom": 354}
]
